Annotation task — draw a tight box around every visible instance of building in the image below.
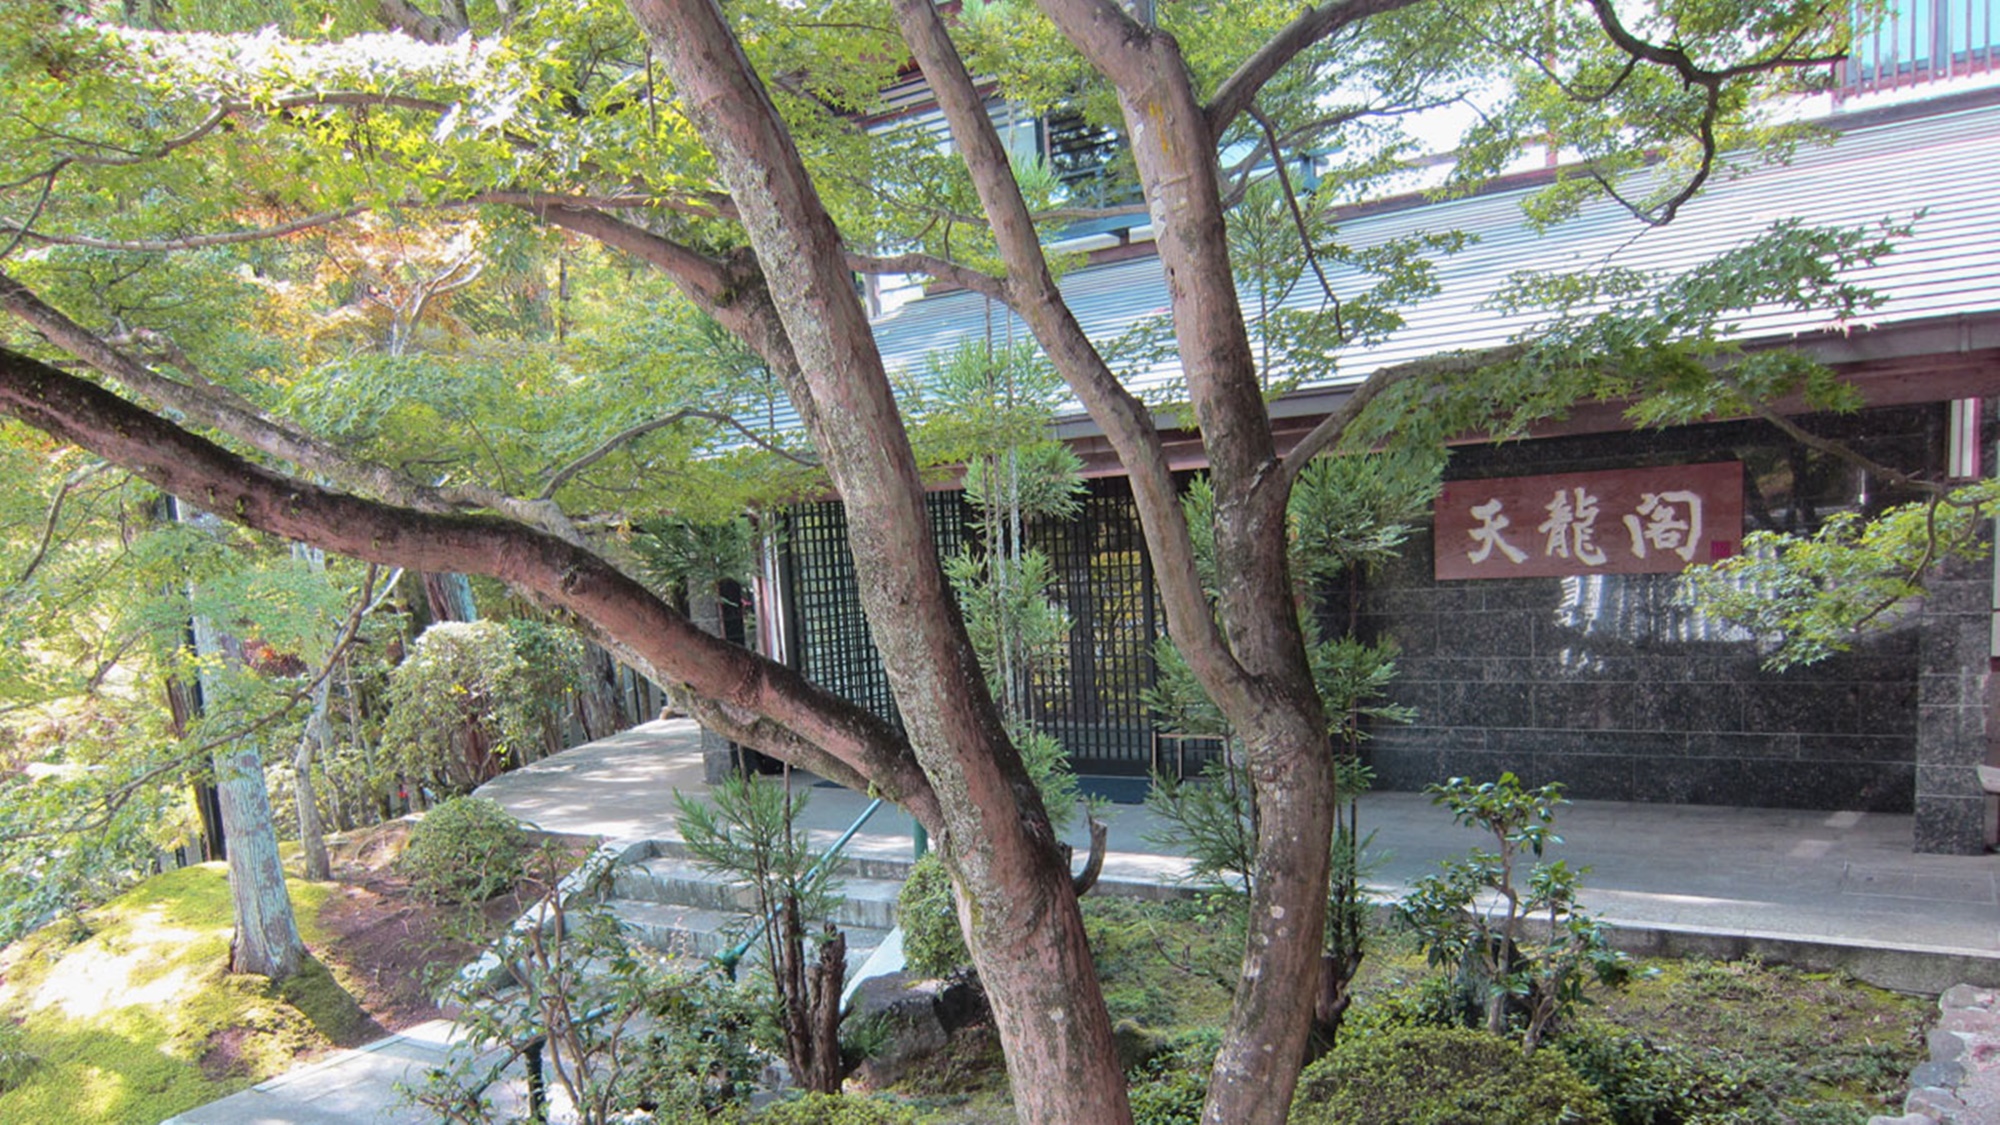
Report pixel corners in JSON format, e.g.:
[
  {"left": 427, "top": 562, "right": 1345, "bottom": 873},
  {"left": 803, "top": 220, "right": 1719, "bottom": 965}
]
[{"left": 756, "top": 7, "right": 2000, "bottom": 854}]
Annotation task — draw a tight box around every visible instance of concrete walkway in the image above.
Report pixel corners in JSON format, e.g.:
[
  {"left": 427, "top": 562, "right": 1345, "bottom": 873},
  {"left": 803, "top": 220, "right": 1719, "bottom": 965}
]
[
  {"left": 483, "top": 719, "right": 2000, "bottom": 983},
  {"left": 168, "top": 717, "right": 2000, "bottom": 1123},
  {"left": 161, "top": 1020, "right": 539, "bottom": 1125}
]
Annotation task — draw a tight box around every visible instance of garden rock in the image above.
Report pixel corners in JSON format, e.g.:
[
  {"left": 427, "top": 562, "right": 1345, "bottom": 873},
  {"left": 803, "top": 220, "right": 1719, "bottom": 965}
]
[
  {"left": 844, "top": 972, "right": 948, "bottom": 1089},
  {"left": 1883, "top": 983, "right": 2000, "bottom": 1125}
]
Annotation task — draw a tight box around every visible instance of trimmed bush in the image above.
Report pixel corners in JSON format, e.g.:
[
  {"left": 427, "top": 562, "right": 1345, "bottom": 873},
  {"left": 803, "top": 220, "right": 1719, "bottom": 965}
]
[
  {"left": 1557, "top": 1024, "right": 1711, "bottom": 1125},
  {"left": 896, "top": 852, "right": 968, "bottom": 978},
  {"left": 753, "top": 1091, "right": 922, "bottom": 1123},
  {"left": 398, "top": 796, "right": 527, "bottom": 903},
  {"left": 1289, "top": 1026, "right": 1612, "bottom": 1125}
]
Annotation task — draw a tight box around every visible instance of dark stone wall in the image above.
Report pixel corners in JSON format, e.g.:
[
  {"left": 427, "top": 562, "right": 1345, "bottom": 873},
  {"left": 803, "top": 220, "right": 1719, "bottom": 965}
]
[
  {"left": 1914, "top": 552, "right": 1995, "bottom": 853},
  {"left": 1357, "top": 405, "right": 1948, "bottom": 815}
]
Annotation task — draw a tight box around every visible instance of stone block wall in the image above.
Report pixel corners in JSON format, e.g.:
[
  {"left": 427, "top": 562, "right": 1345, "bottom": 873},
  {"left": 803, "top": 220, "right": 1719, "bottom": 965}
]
[
  {"left": 1915, "top": 555, "right": 1995, "bottom": 854},
  {"left": 1354, "top": 405, "right": 1979, "bottom": 844}
]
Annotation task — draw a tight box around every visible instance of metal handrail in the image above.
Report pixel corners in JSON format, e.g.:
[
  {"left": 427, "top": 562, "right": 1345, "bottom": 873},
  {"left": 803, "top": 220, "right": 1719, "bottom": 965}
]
[
  {"left": 714, "top": 795, "right": 884, "bottom": 978},
  {"left": 497, "top": 793, "right": 892, "bottom": 1120}
]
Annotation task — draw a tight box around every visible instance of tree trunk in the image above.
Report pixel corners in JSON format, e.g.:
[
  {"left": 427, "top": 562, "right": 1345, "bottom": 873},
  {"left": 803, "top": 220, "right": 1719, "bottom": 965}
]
[
  {"left": 176, "top": 502, "right": 307, "bottom": 982},
  {"left": 625, "top": 3, "right": 1131, "bottom": 1120},
  {"left": 805, "top": 923, "right": 847, "bottom": 1095},
  {"left": 293, "top": 678, "right": 334, "bottom": 881},
  {"left": 292, "top": 544, "right": 334, "bottom": 881},
  {"left": 1019, "top": 10, "right": 1340, "bottom": 1121},
  {"left": 776, "top": 901, "right": 847, "bottom": 1095},
  {"left": 689, "top": 583, "right": 741, "bottom": 781},
  {"left": 213, "top": 738, "right": 304, "bottom": 980},
  {"left": 420, "top": 570, "right": 476, "bottom": 623},
  {"left": 166, "top": 675, "right": 228, "bottom": 861}
]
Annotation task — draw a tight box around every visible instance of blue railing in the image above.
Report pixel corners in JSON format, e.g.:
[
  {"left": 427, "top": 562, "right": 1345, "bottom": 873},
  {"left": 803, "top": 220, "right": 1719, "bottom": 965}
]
[
  {"left": 1845, "top": 0, "right": 1998, "bottom": 93},
  {"left": 714, "top": 795, "right": 885, "bottom": 978},
  {"left": 497, "top": 793, "right": 894, "bottom": 1121}
]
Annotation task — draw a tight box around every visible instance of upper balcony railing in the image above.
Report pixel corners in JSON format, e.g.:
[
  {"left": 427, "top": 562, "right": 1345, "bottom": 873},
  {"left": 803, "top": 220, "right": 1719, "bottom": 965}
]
[{"left": 1842, "top": 0, "right": 1998, "bottom": 96}]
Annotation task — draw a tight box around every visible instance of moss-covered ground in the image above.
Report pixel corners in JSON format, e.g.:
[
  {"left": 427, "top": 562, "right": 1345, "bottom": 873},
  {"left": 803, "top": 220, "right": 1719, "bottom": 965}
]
[
  {"left": 0, "top": 823, "right": 593, "bottom": 1125},
  {"left": 0, "top": 861, "right": 1939, "bottom": 1124},
  {"left": 869, "top": 895, "right": 1933, "bottom": 1125},
  {"left": 0, "top": 864, "right": 350, "bottom": 1124}
]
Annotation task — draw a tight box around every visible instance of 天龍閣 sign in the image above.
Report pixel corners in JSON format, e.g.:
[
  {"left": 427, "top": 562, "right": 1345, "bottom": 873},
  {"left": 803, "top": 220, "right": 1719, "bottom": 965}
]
[{"left": 1434, "top": 462, "right": 1743, "bottom": 581}]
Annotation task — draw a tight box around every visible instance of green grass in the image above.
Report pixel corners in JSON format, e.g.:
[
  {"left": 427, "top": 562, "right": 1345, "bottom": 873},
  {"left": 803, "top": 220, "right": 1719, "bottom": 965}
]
[{"left": 0, "top": 863, "right": 352, "bottom": 1125}]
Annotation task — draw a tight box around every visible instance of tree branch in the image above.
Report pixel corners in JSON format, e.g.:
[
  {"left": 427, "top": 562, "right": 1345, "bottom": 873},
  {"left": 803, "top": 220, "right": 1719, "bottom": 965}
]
[
  {"left": 0, "top": 172, "right": 56, "bottom": 262},
  {"left": 894, "top": 0, "right": 1254, "bottom": 706},
  {"left": 0, "top": 268, "right": 598, "bottom": 543},
  {"left": 11, "top": 462, "right": 112, "bottom": 587},
  {"left": 510, "top": 201, "right": 735, "bottom": 308},
  {"left": 0, "top": 343, "right": 935, "bottom": 810},
  {"left": 1205, "top": 0, "right": 1429, "bottom": 136},
  {"left": 1, "top": 207, "right": 368, "bottom": 253},
  {"left": 1246, "top": 105, "right": 1343, "bottom": 338},
  {"left": 539, "top": 408, "right": 816, "bottom": 500},
  {"left": 844, "top": 249, "right": 1007, "bottom": 300},
  {"left": 1577, "top": 0, "right": 1845, "bottom": 226},
  {"left": 375, "top": 0, "right": 467, "bottom": 44},
  {"left": 1271, "top": 344, "right": 1529, "bottom": 494},
  {"left": 1711, "top": 368, "right": 1945, "bottom": 495}
]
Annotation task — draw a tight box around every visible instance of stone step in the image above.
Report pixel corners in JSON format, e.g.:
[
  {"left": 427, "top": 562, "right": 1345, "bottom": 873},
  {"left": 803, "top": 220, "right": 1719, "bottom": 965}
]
[
  {"left": 609, "top": 855, "right": 755, "bottom": 913},
  {"left": 607, "top": 897, "right": 890, "bottom": 979},
  {"left": 610, "top": 853, "right": 908, "bottom": 931},
  {"left": 648, "top": 838, "right": 919, "bottom": 883},
  {"left": 609, "top": 899, "right": 745, "bottom": 959}
]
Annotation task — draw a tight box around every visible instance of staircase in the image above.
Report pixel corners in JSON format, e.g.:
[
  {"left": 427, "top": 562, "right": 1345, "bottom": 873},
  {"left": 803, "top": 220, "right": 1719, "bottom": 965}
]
[{"left": 602, "top": 840, "right": 910, "bottom": 978}]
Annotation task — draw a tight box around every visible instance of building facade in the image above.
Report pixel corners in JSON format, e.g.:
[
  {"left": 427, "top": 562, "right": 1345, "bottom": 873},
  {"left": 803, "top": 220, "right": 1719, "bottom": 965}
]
[{"left": 767, "top": 42, "right": 2000, "bottom": 854}]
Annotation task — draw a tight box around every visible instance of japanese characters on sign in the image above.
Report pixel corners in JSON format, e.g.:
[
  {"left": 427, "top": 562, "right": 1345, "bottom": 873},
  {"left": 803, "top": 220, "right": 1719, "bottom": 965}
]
[{"left": 1435, "top": 462, "right": 1744, "bottom": 581}]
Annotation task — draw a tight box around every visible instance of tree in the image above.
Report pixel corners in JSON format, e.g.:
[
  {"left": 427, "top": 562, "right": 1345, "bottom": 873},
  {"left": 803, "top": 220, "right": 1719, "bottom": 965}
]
[{"left": 0, "top": 0, "right": 1906, "bottom": 1119}]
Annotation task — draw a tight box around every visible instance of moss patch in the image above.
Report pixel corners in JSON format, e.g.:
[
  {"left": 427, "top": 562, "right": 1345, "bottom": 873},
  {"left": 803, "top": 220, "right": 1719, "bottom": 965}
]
[
  {"left": 1583, "top": 957, "right": 1928, "bottom": 1120},
  {"left": 1084, "top": 895, "right": 1238, "bottom": 1032},
  {"left": 0, "top": 863, "right": 355, "bottom": 1125}
]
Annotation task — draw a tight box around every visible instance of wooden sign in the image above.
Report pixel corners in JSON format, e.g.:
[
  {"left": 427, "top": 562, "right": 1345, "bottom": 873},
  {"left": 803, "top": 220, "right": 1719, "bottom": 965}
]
[{"left": 1434, "top": 462, "right": 1743, "bottom": 580}]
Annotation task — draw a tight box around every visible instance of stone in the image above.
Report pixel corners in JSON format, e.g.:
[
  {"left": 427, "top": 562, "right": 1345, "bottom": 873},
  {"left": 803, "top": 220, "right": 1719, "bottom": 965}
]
[
  {"left": 1941, "top": 984, "right": 1999, "bottom": 1012},
  {"left": 844, "top": 972, "right": 948, "bottom": 1090},
  {"left": 1959, "top": 1083, "right": 2000, "bottom": 1125},
  {"left": 1113, "top": 1019, "right": 1173, "bottom": 1070},
  {"left": 1930, "top": 1028, "right": 1972, "bottom": 1063},
  {"left": 1906, "top": 1086, "right": 1968, "bottom": 1123},
  {"left": 1867, "top": 1115, "right": 1939, "bottom": 1125},
  {"left": 1910, "top": 1061, "right": 1967, "bottom": 1089},
  {"left": 932, "top": 974, "right": 985, "bottom": 1033},
  {"left": 1938, "top": 1009, "right": 2000, "bottom": 1035}
]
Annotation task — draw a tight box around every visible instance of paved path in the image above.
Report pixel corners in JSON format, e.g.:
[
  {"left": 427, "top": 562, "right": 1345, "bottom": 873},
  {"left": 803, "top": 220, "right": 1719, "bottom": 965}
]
[
  {"left": 483, "top": 719, "right": 2000, "bottom": 968},
  {"left": 170, "top": 717, "right": 2000, "bottom": 1123},
  {"left": 161, "top": 1020, "right": 541, "bottom": 1124}
]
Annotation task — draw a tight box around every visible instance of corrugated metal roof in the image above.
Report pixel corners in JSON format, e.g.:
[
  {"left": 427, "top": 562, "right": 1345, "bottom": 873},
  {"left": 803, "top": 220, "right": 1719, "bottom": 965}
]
[{"left": 866, "top": 98, "right": 2000, "bottom": 421}]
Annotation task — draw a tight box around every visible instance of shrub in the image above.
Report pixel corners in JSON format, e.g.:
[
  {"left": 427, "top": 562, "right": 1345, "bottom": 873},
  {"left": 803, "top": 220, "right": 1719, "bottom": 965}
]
[
  {"left": 1288, "top": 1026, "right": 1612, "bottom": 1125},
  {"left": 1129, "top": 1064, "right": 1207, "bottom": 1125},
  {"left": 1126, "top": 1032, "right": 1217, "bottom": 1125},
  {"left": 419, "top": 876, "right": 764, "bottom": 1124},
  {"left": 1557, "top": 1024, "right": 1711, "bottom": 1125},
  {"left": 398, "top": 796, "right": 527, "bottom": 903},
  {"left": 896, "top": 852, "right": 968, "bottom": 979},
  {"left": 381, "top": 620, "right": 542, "bottom": 794},
  {"left": 1399, "top": 774, "right": 1626, "bottom": 1050},
  {"left": 1342, "top": 974, "right": 1479, "bottom": 1037},
  {"left": 753, "top": 1091, "right": 922, "bottom": 1123}
]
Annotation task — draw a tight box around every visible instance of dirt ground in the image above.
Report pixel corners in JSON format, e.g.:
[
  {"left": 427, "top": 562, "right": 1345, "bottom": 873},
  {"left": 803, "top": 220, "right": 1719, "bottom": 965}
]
[{"left": 317, "top": 822, "right": 594, "bottom": 1033}]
